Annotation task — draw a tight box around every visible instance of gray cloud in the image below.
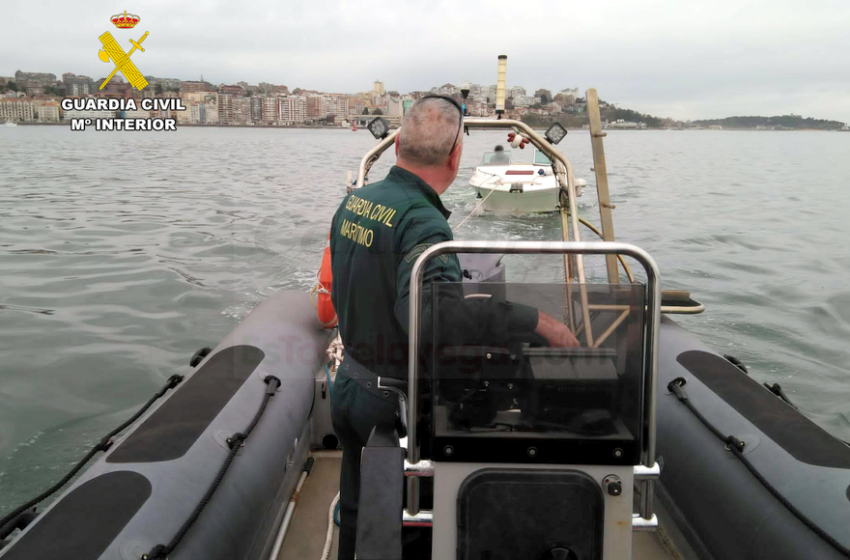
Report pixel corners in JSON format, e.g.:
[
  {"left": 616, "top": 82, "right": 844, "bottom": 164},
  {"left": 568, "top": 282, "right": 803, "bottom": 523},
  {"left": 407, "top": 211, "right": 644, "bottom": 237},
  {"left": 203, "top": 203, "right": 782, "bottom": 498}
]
[{"left": 1, "top": 0, "right": 848, "bottom": 122}]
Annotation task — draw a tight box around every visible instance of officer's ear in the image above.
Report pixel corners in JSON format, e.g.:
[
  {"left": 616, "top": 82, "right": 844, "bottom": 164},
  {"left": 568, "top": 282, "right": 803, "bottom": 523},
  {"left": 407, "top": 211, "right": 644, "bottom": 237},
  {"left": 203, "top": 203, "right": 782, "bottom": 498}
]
[
  {"left": 448, "top": 141, "right": 463, "bottom": 172},
  {"left": 394, "top": 135, "right": 400, "bottom": 157}
]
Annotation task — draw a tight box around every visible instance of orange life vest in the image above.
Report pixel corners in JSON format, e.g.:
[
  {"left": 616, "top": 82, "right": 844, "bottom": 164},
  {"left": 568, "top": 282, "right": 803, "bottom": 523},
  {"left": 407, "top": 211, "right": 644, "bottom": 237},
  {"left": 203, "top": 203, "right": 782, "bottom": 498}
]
[{"left": 317, "top": 232, "right": 337, "bottom": 329}]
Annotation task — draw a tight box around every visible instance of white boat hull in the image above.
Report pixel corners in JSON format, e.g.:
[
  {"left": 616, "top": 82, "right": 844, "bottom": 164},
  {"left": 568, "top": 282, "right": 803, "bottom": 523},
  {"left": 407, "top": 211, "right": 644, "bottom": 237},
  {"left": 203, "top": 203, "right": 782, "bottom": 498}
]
[
  {"left": 472, "top": 184, "right": 560, "bottom": 213},
  {"left": 469, "top": 165, "right": 560, "bottom": 213}
]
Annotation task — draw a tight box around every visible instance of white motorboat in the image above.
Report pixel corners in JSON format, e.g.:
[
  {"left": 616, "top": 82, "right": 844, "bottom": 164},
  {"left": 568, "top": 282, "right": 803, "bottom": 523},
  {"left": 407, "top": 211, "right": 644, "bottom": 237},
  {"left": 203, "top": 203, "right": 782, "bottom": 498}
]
[{"left": 468, "top": 148, "right": 585, "bottom": 213}]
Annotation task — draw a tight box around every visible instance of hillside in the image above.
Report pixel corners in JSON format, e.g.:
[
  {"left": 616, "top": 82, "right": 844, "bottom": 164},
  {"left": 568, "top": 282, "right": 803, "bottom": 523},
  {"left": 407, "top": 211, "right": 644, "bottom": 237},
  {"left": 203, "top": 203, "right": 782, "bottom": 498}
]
[
  {"left": 521, "top": 105, "right": 846, "bottom": 131},
  {"left": 521, "top": 102, "right": 671, "bottom": 129},
  {"left": 692, "top": 115, "right": 845, "bottom": 130}
]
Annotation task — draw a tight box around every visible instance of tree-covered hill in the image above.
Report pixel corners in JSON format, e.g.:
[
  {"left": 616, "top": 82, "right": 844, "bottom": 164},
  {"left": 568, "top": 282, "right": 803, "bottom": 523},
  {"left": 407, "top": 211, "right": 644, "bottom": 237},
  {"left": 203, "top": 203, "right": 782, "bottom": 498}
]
[{"left": 692, "top": 115, "right": 845, "bottom": 130}]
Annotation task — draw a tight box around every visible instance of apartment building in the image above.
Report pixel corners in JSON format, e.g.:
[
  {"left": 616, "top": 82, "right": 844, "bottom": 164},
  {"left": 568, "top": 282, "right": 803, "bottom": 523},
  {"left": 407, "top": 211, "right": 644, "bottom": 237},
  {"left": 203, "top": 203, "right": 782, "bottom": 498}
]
[
  {"left": 36, "top": 102, "right": 60, "bottom": 122},
  {"left": 262, "top": 96, "right": 279, "bottom": 123},
  {"left": 331, "top": 96, "right": 349, "bottom": 118},
  {"left": 250, "top": 97, "right": 263, "bottom": 123},
  {"left": 181, "top": 92, "right": 218, "bottom": 124},
  {"left": 0, "top": 98, "right": 35, "bottom": 122},
  {"left": 279, "top": 96, "right": 306, "bottom": 124},
  {"left": 62, "top": 73, "right": 93, "bottom": 97},
  {"left": 232, "top": 97, "right": 252, "bottom": 125},
  {"left": 182, "top": 80, "right": 214, "bottom": 93},
  {"left": 509, "top": 86, "right": 526, "bottom": 99},
  {"left": 218, "top": 94, "right": 234, "bottom": 124},
  {"left": 306, "top": 95, "right": 330, "bottom": 119}
]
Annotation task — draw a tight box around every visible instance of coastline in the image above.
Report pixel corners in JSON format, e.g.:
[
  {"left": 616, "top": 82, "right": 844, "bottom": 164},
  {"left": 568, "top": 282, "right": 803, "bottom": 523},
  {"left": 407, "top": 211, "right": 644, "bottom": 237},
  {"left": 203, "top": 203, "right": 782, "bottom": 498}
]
[{"left": 9, "top": 122, "right": 845, "bottom": 132}]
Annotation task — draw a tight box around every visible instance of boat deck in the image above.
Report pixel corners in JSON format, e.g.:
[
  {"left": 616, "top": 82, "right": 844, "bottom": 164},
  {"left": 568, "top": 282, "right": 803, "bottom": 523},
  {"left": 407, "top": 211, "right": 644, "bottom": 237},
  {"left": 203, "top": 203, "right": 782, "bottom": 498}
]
[
  {"left": 278, "top": 453, "right": 688, "bottom": 560},
  {"left": 277, "top": 452, "right": 341, "bottom": 560}
]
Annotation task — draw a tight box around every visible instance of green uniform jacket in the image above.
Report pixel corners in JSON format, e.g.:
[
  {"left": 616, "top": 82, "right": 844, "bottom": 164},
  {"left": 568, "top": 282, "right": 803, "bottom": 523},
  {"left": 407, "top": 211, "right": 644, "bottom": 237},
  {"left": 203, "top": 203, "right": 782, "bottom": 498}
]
[{"left": 330, "top": 166, "right": 538, "bottom": 380}]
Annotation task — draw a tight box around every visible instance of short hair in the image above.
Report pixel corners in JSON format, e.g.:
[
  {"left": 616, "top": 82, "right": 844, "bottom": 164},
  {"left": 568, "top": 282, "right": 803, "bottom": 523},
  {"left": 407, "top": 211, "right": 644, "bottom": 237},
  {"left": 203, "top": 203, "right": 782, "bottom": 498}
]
[
  {"left": 398, "top": 97, "right": 462, "bottom": 167},
  {"left": 494, "top": 145, "right": 504, "bottom": 152}
]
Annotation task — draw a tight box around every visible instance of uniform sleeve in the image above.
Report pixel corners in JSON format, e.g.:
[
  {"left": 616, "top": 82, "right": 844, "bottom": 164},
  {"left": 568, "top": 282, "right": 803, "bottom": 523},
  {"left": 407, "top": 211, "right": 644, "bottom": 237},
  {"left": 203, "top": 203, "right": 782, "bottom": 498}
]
[
  {"left": 393, "top": 210, "right": 538, "bottom": 344},
  {"left": 393, "top": 213, "right": 456, "bottom": 334},
  {"left": 328, "top": 201, "right": 343, "bottom": 314}
]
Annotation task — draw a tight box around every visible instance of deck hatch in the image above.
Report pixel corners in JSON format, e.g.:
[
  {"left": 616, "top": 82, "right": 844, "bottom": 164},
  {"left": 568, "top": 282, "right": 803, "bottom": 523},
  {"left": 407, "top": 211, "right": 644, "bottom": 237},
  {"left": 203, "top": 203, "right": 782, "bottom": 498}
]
[{"left": 457, "top": 469, "right": 603, "bottom": 560}]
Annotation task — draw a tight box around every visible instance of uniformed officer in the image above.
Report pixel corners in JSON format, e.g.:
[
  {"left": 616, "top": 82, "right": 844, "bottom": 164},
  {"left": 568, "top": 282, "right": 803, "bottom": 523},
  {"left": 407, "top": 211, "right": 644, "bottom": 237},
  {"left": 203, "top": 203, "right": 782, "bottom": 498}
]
[{"left": 329, "top": 96, "right": 578, "bottom": 559}]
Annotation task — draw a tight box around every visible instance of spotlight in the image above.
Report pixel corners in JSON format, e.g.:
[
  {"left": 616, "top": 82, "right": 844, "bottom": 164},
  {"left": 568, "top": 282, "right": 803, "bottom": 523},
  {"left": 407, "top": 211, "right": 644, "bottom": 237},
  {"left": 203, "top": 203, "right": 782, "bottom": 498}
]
[
  {"left": 368, "top": 117, "right": 390, "bottom": 140},
  {"left": 545, "top": 122, "right": 568, "bottom": 145}
]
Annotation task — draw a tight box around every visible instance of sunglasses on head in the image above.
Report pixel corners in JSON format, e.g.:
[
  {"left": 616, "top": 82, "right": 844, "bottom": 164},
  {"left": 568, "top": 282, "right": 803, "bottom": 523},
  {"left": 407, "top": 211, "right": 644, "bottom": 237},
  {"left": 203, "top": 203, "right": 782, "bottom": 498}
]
[{"left": 420, "top": 94, "right": 464, "bottom": 157}]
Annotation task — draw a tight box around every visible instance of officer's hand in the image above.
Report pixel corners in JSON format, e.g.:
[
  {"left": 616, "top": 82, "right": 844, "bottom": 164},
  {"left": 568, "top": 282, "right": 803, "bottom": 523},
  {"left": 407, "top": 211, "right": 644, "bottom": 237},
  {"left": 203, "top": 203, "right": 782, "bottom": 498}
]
[{"left": 535, "top": 311, "right": 581, "bottom": 348}]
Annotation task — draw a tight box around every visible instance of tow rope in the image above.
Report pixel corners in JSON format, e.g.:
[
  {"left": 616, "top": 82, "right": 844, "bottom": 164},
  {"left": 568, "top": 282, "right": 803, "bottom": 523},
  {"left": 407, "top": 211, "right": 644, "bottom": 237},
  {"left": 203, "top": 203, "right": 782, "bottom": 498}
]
[
  {"left": 143, "top": 375, "right": 281, "bottom": 560},
  {"left": 668, "top": 377, "right": 850, "bottom": 558},
  {"left": 0, "top": 374, "right": 185, "bottom": 534}
]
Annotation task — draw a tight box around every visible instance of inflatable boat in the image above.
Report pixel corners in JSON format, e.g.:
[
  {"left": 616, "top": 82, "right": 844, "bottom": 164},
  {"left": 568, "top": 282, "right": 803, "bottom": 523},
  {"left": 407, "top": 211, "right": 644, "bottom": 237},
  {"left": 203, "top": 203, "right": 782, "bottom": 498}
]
[
  {"left": 0, "top": 291, "right": 334, "bottom": 560},
  {"left": 2, "top": 89, "right": 849, "bottom": 560}
]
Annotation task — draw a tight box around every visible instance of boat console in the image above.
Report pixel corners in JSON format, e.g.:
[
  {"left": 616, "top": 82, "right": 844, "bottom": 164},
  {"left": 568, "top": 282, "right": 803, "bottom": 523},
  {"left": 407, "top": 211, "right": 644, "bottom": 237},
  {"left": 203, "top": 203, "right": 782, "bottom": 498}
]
[
  {"left": 356, "top": 247, "right": 662, "bottom": 560},
  {"left": 407, "top": 242, "right": 659, "bottom": 560}
]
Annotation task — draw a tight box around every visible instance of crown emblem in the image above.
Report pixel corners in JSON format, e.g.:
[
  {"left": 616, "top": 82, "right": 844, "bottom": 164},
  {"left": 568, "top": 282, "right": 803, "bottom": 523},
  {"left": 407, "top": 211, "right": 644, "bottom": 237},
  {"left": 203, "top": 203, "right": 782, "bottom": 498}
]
[{"left": 111, "top": 10, "right": 140, "bottom": 29}]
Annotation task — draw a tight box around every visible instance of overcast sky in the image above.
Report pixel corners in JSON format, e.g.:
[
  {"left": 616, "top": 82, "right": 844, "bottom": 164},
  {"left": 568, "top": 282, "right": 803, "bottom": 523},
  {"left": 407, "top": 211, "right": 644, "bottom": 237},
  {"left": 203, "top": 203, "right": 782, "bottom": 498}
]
[{"left": 2, "top": 0, "right": 849, "bottom": 122}]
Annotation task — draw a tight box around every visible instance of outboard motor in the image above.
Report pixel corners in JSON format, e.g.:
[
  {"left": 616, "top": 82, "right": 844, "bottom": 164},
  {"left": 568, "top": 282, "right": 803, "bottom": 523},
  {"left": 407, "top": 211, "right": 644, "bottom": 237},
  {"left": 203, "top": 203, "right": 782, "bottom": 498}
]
[{"left": 357, "top": 240, "right": 662, "bottom": 560}]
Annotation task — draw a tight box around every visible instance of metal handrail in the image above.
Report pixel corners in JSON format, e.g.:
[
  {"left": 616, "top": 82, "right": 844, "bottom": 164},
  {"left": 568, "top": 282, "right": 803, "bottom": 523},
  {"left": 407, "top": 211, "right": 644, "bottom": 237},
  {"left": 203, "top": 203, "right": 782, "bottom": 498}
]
[
  {"left": 406, "top": 240, "right": 661, "bottom": 521},
  {"left": 354, "top": 118, "right": 594, "bottom": 341},
  {"left": 355, "top": 128, "right": 400, "bottom": 189},
  {"left": 354, "top": 119, "right": 576, "bottom": 195}
]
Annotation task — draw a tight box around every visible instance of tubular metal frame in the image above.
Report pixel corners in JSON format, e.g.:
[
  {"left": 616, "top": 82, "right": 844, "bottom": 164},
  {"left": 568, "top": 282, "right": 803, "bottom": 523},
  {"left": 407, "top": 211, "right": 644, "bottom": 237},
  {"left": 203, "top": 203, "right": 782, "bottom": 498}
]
[
  {"left": 355, "top": 118, "right": 599, "bottom": 339},
  {"left": 406, "top": 240, "right": 661, "bottom": 526},
  {"left": 355, "top": 128, "right": 401, "bottom": 190}
]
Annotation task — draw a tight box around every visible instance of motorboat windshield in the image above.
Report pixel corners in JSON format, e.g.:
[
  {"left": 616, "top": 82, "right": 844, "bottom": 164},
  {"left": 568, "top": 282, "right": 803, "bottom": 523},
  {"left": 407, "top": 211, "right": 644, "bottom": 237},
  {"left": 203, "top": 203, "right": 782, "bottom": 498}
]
[
  {"left": 480, "top": 149, "right": 552, "bottom": 167},
  {"left": 533, "top": 149, "right": 553, "bottom": 166},
  {"left": 480, "top": 150, "right": 512, "bottom": 165}
]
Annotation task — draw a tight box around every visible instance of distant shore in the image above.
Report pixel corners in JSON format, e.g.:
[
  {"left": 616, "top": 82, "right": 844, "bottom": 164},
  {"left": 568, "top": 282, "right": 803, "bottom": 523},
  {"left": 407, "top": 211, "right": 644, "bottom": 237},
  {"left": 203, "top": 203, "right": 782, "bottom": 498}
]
[
  {"left": 14, "top": 122, "right": 347, "bottom": 130},
  {"left": 10, "top": 122, "right": 847, "bottom": 132}
]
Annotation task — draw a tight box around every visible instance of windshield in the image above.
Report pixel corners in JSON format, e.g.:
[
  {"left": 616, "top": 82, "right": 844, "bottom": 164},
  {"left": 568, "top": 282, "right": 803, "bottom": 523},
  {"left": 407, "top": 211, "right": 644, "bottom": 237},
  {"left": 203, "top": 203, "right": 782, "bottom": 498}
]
[
  {"left": 533, "top": 150, "right": 553, "bottom": 166},
  {"left": 481, "top": 151, "right": 512, "bottom": 165},
  {"left": 427, "top": 281, "right": 648, "bottom": 465}
]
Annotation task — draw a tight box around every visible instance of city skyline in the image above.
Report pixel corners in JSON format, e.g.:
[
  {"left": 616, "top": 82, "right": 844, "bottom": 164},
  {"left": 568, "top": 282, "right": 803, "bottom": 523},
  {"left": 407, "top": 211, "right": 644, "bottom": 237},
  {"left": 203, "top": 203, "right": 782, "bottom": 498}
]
[
  {"left": 3, "top": 62, "right": 848, "bottom": 126},
  {"left": 3, "top": 70, "right": 847, "bottom": 131},
  {"left": 2, "top": 70, "right": 595, "bottom": 127},
  {"left": 1, "top": 66, "right": 581, "bottom": 109}
]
